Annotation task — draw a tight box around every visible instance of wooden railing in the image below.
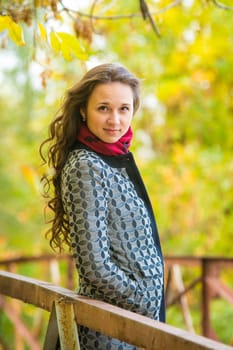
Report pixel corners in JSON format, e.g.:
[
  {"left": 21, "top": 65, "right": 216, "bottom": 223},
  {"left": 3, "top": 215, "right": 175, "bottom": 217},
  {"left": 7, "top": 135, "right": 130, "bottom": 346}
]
[
  {"left": 0, "top": 269, "right": 232, "bottom": 350},
  {"left": 165, "top": 256, "right": 233, "bottom": 341},
  {"left": 1, "top": 255, "right": 233, "bottom": 347}
]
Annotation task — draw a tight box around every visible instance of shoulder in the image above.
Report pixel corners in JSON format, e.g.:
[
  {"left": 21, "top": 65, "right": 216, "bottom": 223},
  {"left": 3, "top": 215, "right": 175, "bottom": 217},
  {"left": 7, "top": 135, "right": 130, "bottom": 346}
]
[
  {"left": 62, "top": 148, "right": 109, "bottom": 179},
  {"left": 66, "top": 148, "right": 108, "bottom": 168}
]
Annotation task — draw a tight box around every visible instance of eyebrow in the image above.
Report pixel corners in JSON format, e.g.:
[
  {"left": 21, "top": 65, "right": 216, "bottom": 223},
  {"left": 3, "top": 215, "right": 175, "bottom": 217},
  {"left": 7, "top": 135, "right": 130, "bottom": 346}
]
[{"left": 97, "top": 102, "right": 132, "bottom": 105}]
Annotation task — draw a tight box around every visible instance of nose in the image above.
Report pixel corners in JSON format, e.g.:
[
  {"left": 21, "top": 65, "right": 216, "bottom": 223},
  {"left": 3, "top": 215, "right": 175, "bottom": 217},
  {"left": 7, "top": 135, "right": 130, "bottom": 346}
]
[{"left": 108, "top": 110, "right": 120, "bottom": 124}]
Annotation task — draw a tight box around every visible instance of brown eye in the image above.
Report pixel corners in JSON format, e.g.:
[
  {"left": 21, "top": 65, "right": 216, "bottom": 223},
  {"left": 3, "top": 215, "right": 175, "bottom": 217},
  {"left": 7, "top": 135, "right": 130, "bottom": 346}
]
[
  {"left": 121, "top": 106, "right": 130, "bottom": 112},
  {"left": 98, "top": 105, "right": 108, "bottom": 111}
]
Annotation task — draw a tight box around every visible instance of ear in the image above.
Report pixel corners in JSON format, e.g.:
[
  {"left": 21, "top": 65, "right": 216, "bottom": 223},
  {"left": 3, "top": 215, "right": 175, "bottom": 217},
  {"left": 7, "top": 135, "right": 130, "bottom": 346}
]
[{"left": 80, "top": 107, "right": 86, "bottom": 121}]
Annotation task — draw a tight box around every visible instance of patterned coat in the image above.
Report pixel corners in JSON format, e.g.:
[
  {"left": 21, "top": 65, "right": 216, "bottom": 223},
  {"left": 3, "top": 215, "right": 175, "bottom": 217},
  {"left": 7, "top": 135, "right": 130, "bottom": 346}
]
[{"left": 61, "top": 144, "right": 165, "bottom": 349}]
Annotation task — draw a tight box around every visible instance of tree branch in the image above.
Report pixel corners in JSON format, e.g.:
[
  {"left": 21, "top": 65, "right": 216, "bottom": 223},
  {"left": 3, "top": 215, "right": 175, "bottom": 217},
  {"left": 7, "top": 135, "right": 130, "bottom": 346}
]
[
  {"left": 211, "top": 0, "right": 233, "bottom": 10},
  {"left": 139, "top": 0, "right": 161, "bottom": 37},
  {"left": 57, "top": 0, "right": 182, "bottom": 21},
  {"left": 89, "top": 0, "right": 101, "bottom": 35}
]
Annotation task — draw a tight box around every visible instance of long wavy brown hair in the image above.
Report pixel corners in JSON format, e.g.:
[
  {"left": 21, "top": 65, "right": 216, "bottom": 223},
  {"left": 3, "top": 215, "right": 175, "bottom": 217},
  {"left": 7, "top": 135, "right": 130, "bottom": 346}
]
[{"left": 40, "top": 63, "right": 140, "bottom": 251}]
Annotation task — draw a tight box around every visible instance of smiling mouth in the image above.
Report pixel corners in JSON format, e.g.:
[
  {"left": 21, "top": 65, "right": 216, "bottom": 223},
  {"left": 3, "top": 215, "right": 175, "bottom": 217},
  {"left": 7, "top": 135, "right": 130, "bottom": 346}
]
[{"left": 104, "top": 128, "right": 121, "bottom": 133}]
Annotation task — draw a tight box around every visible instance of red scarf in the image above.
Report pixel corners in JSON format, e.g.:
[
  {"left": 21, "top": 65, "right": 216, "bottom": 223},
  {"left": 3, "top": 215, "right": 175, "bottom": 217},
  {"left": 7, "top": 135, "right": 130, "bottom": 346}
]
[{"left": 77, "top": 124, "right": 133, "bottom": 156}]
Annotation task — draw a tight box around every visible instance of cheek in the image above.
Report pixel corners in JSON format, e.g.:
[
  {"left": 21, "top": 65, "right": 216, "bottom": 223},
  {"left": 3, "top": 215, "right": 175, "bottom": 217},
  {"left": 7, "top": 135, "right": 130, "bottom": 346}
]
[
  {"left": 124, "top": 114, "right": 133, "bottom": 125},
  {"left": 86, "top": 110, "right": 99, "bottom": 124},
  {"left": 86, "top": 113, "right": 104, "bottom": 131}
]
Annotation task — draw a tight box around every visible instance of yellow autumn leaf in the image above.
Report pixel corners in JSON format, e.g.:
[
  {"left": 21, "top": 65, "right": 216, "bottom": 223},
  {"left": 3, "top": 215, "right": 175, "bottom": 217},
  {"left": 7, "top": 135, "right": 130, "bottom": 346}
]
[
  {"left": 50, "top": 31, "right": 61, "bottom": 52},
  {"left": 0, "top": 15, "right": 25, "bottom": 46},
  {"left": 0, "top": 15, "right": 13, "bottom": 32},
  {"left": 49, "top": 31, "right": 87, "bottom": 61},
  {"left": 38, "top": 22, "right": 47, "bottom": 41},
  {"left": 56, "top": 32, "right": 87, "bottom": 61},
  {"left": 60, "top": 42, "right": 73, "bottom": 61},
  {"left": 0, "top": 15, "right": 7, "bottom": 31}
]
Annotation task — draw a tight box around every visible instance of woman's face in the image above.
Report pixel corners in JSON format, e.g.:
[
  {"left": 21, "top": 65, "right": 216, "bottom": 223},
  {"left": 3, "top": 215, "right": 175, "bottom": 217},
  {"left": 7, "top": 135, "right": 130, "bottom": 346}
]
[{"left": 82, "top": 82, "right": 134, "bottom": 143}]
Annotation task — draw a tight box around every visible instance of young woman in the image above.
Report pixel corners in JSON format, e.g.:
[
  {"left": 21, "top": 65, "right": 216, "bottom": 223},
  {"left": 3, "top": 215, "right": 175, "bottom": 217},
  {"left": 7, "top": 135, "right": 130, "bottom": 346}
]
[{"left": 40, "top": 63, "right": 165, "bottom": 349}]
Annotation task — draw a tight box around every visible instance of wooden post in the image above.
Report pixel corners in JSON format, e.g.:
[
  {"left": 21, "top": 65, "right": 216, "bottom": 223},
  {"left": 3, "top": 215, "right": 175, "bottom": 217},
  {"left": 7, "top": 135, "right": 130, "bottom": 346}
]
[
  {"left": 202, "top": 258, "right": 211, "bottom": 338},
  {"left": 43, "top": 302, "right": 59, "bottom": 350},
  {"left": 201, "top": 259, "right": 219, "bottom": 340},
  {"left": 44, "top": 299, "right": 80, "bottom": 350},
  {"left": 173, "top": 264, "right": 195, "bottom": 333},
  {"left": 55, "top": 298, "right": 80, "bottom": 350}
]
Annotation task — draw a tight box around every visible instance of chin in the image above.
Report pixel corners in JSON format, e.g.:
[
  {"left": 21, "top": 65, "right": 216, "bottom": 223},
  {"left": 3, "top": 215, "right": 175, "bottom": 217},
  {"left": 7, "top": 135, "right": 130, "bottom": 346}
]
[
  {"left": 100, "top": 135, "right": 121, "bottom": 143},
  {"left": 103, "top": 139, "right": 118, "bottom": 144}
]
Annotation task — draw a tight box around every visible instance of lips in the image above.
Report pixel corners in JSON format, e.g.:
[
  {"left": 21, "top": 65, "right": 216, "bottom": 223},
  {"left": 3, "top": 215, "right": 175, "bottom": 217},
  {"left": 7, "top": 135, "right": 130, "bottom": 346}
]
[{"left": 103, "top": 128, "right": 120, "bottom": 134}]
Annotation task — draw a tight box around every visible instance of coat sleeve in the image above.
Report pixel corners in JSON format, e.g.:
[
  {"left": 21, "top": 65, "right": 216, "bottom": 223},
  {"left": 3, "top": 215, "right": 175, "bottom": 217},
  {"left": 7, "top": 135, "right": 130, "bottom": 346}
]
[{"left": 61, "top": 154, "right": 151, "bottom": 314}]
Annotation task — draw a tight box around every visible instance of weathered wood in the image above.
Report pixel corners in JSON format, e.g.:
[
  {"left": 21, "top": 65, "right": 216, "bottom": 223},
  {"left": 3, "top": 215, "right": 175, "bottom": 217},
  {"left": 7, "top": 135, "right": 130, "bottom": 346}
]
[
  {"left": 207, "top": 279, "right": 233, "bottom": 305},
  {"left": 43, "top": 302, "right": 59, "bottom": 350},
  {"left": 55, "top": 299, "right": 80, "bottom": 350},
  {"left": 0, "top": 270, "right": 232, "bottom": 350},
  {"left": 165, "top": 256, "right": 233, "bottom": 268},
  {"left": 202, "top": 260, "right": 220, "bottom": 340},
  {"left": 166, "top": 276, "right": 202, "bottom": 306},
  {"left": 0, "top": 254, "right": 71, "bottom": 266},
  {"left": 43, "top": 300, "right": 80, "bottom": 350},
  {"left": 170, "top": 264, "right": 195, "bottom": 333}
]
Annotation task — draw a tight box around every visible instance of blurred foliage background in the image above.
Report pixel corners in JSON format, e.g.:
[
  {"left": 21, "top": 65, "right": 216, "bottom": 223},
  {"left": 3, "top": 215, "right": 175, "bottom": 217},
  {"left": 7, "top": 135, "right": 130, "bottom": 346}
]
[{"left": 0, "top": 0, "right": 233, "bottom": 348}]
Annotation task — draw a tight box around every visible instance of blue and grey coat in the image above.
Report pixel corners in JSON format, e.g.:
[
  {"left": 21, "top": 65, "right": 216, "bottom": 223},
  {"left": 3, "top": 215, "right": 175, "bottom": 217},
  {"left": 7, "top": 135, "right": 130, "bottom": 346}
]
[{"left": 61, "top": 144, "right": 165, "bottom": 349}]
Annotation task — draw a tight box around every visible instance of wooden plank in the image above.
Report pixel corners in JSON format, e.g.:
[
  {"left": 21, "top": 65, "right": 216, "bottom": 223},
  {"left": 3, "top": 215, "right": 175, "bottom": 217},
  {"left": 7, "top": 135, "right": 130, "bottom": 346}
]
[
  {"left": 165, "top": 256, "right": 233, "bottom": 268},
  {"left": 0, "top": 254, "right": 71, "bottom": 265},
  {"left": 1, "top": 255, "right": 232, "bottom": 268},
  {"left": 55, "top": 299, "right": 80, "bottom": 350},
  {"left": 0, "top": 270, "right": 232, "bottom": 350},
  {"left": 166, "top": 277, "right": 201, "bottom": 306},
  {"left": 207, "top": 278, "right": 233, "bottom": 304},
  {"left": 43, "top": 302, "right": 59, "bottom": 350}
]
